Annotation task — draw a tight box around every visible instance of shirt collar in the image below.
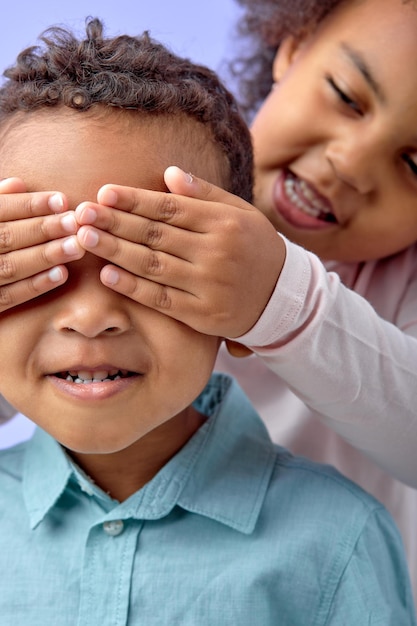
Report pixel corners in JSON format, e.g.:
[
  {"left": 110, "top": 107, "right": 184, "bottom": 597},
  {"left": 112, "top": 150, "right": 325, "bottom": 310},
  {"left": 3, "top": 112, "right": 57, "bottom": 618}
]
[
  {"left": 176, "top": 374, "right": 276, "bottom": 534},
  {"left": 23, "top": 426, "right": 73, "bottom": 528},
  {"left": 23, "top": 374, "right": 276, "bottom": 534}
]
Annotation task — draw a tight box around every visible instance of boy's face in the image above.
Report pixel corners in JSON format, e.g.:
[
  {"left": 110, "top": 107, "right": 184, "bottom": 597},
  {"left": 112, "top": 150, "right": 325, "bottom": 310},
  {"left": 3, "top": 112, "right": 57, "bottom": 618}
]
[
  {"left": 0, "top": 111, "right": 221, "bottom": 456},
  {"left": 252, "top": 0, "right": 417, "bottom": 262}
]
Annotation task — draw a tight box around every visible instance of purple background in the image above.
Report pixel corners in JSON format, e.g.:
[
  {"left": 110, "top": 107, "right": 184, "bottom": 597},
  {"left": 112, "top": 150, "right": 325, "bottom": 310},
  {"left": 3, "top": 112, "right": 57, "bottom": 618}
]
[
  {"left": 0, "top": 0, "right": 240, "bottom": 78},
  {"left": 0, "top": 0, "right": 241, "bottom": 448}
]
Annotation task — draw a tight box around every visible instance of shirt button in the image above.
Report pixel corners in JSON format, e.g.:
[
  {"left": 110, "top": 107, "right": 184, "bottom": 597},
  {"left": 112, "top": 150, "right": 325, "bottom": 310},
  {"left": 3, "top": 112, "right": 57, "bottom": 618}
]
[
  {"left": 103, "top": 520, "right": 124, "bottom": 537},
  {"left": 79, "top": 482, "right": 94, "bottom": 496}
]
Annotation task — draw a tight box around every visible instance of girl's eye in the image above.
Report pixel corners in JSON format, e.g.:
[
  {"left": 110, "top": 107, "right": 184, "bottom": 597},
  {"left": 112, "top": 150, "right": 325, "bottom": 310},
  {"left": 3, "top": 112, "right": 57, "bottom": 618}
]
[
  {"left": 326, "top": 76, "right": 363, "bottom": 115},
  {"left": 402, "top": 153, "right": 417, "bottom": 177}
]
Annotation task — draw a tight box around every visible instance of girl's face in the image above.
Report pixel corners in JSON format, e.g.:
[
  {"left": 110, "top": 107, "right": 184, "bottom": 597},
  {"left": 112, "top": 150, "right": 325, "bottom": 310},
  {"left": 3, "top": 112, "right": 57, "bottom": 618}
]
[{"left": 252, "top": 0, "right": 417, "bottom": 262}]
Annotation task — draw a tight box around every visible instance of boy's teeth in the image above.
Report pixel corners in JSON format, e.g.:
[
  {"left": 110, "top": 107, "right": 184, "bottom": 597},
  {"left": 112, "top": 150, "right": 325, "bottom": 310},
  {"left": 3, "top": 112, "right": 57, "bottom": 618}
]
[{"left": 66, "top": 369, "right": 122, "bottom": 383}]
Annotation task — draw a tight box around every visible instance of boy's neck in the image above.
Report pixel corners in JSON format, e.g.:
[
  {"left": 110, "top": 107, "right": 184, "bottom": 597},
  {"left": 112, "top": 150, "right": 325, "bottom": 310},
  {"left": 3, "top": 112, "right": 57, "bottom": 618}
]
[{"left": 68, "top": 406, "right": 206, "bottom": 502}]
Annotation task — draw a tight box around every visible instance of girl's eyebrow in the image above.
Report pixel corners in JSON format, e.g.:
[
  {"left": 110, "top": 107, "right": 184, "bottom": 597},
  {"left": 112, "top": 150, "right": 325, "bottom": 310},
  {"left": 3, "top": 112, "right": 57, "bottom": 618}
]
[{"left": 340, "top": 42, "right": 386, "bottom": 105}]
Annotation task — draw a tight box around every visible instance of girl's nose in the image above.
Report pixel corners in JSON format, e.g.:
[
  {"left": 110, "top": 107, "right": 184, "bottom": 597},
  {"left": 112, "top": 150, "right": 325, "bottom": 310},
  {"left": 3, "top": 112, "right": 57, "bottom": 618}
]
[
  {"left": 325, "top": 130, "right": 381, "bottom": 195},
  {"left": 53, "top": 269, "right": 132, "bottom": 338}
]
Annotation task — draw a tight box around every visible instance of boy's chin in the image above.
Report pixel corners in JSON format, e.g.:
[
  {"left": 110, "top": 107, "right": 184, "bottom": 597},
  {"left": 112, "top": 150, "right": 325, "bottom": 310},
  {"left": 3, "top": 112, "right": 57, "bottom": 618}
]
[{"left": 60, "top": 436, "right": 141, "bottom": 457}]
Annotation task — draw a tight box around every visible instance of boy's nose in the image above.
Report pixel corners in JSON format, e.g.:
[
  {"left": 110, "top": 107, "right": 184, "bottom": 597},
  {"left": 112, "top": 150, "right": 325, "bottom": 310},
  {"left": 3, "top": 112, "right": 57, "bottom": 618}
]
[{"left": 53, "top": 273, "right": 132, "bottom": 338}]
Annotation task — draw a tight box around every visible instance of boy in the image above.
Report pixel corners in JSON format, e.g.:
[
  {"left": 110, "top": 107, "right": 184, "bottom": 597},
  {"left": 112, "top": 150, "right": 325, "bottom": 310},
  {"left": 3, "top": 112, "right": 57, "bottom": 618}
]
[{"left": 0, "top": 18, "right": 415, "bottom": 625}]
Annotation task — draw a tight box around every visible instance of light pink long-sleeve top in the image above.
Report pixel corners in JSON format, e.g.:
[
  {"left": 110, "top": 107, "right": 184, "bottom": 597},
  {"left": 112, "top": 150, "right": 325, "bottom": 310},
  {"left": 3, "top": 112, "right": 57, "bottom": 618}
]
[{"left": 215, "top": 237, "right": 417, "bottom": 598}]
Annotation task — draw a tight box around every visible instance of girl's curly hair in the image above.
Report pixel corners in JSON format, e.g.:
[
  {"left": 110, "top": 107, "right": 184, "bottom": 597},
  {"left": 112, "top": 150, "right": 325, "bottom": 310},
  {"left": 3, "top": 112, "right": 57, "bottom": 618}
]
[
  {"left": 230, "top": 0, "right": 342, "bottom": 119},
  {"left": 231, "top": 0, "right": 416, "bottom": 120},
  {"left": 0, "top": 17, "right": 253, "bottom": 202}
]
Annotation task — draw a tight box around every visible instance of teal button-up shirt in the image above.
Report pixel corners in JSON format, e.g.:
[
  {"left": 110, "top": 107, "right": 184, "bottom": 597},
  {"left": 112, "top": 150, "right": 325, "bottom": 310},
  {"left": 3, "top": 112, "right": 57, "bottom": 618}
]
[{"left": 0, "top": 373, "right": 415, "bottom": 625}]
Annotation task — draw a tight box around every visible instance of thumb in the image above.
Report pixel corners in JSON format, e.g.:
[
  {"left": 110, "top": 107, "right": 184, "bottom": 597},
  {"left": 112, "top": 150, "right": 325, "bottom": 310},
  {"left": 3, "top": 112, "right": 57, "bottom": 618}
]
[{"left": 164, "top": 165, "right": 251, "bottom": 210}]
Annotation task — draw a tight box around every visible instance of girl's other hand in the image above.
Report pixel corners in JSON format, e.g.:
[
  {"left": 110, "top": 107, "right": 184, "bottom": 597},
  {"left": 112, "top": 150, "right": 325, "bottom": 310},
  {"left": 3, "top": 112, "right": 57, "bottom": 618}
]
[
  {"left": 75, "top": 166, "right": 285, "bottom": 338},
  {"left": 0, "top": 178, "right": 84, "bottom": 313}
]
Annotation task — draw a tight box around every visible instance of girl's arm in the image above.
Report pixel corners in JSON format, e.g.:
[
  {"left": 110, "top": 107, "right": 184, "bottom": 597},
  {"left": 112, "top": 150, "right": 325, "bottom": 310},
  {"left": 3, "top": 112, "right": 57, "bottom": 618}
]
[{"left": 238, "top": 236, "right": 417, "bottom": 488}]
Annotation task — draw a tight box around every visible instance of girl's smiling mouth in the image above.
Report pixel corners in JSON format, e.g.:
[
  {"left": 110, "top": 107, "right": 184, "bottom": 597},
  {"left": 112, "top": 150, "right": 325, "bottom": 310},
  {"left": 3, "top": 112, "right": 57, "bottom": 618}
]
[{"left": 273, "top": 169, "right": 338, "bottom": 229}]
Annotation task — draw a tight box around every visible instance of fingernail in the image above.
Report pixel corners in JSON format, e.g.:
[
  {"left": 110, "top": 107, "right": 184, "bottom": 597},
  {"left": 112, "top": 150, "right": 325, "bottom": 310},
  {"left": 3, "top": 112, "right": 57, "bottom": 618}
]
[
  {"left": 98, "top": 187, "right": 118, "bottom": 206},
  {"left": 60, "top": 213, "right": 77, "bottom": 233},
  {"left": 77, "top": 206, "right": 97, "bottom": 224},
  {"left": 48, "top": 267, "right": 64, "bottom": 282},
  {"left": 174, "top": 166, "right": 194, "bottom": 184},
  {"left": 81, "top": 228, "right": 99, "bottom": 248},
  {"left": 48, "top": 193, "right": 65, "bottom": 213},
  {"left": 61, "top": 236, "right": 79, "bottom": 256},
  {"left": 102, "top": 267, "right": 119, "bottom": 285}
]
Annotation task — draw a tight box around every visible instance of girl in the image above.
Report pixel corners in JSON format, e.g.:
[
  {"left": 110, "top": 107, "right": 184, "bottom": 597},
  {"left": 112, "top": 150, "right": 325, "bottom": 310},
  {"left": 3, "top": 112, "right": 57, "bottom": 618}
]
[{"left": 2, "top": 0, "right": 417, "bottom": 596}]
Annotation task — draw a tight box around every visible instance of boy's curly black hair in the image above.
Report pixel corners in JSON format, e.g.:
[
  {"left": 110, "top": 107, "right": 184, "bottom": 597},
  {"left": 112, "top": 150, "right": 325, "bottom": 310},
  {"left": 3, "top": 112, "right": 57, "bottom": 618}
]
[{"left": 0, "top": 17, "right": 253, "bottom": 202}]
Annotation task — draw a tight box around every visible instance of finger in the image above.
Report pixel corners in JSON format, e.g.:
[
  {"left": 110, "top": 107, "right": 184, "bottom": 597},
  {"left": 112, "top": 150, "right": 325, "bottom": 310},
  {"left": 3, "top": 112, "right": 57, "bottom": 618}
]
[
  {"left": 0, "top": 177, "right": 27, "bottom": 194},
  {"left": 75, "top": 202, "right": 172, "bottom": 241},
  {"left": 0, "top": 235, "right": 85, "bottom": 286},
  {"left": 0, "top": 190, "right": 67, "bottom": 221},
  {"left": 77, "top": 226, "right": 195, "bottom": 289},
  {"left": 163, "top": 165, "right": 254, "bottom": 208},
  {"left": 100, "top": 264, "right": 197, "bottom": 316},
  {"left": 0, "top": 211, "right": 78, "bottom": 253},
  {"left": 75, "top": 204, "right": 205, "bottom": 258},
  {"left": 97, "top": 184, "right": 204, "bottom": 232},
  {"left": 0, "top": 265, "right": 68, "bottom": 313},
  {"left": 99, "top": 264, "right": 253, "bottom": 338},
  {"left": 96, "top": 175, "right": 252, "bottom": 231}
]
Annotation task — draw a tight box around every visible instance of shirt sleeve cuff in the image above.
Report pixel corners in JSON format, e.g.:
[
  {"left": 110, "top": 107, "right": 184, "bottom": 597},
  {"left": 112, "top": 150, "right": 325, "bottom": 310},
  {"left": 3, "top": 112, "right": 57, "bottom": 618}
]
[{"left": 236, "top": 237, "right": 312, "bottom": 347}]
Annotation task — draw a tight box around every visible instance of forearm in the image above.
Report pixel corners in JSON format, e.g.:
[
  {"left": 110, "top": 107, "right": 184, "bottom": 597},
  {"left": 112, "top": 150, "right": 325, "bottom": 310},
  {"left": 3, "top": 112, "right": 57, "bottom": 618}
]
[{"left": 239, "top": 239, "right": 417, "bottom": 487}]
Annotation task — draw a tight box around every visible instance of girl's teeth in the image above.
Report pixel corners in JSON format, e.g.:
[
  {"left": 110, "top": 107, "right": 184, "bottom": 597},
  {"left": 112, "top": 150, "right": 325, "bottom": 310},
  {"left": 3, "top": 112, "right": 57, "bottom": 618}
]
[{"left": 284, "top": 176, "right": 333, "bottom": 219}]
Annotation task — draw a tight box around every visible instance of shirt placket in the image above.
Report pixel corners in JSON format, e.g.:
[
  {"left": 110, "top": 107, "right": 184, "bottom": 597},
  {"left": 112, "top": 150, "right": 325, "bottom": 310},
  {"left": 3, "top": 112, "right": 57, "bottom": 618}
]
[{"left": 77, "top": 517, "right": 144, "bottom": 626}]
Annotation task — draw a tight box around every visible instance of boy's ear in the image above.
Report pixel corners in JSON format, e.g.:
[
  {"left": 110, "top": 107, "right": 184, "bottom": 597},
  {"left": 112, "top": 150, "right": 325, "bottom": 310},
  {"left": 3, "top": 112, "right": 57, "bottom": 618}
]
[
  {"left": 224, "top": 339, "right": 253, "bottom": 358},
  {"left": 272, "top": 35, "right": 308, "bottom": 82}
]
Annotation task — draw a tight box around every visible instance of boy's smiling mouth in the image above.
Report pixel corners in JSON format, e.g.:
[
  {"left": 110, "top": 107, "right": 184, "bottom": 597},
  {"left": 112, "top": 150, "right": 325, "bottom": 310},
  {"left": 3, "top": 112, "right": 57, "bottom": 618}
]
[
  {"left": 274, "top": 169, "right": 338, "bottom": 229},
  {"left": 56, "top": 369, "right": 137, "bottom": 384},
  {"left": 48, "top": 366, "right": 141, "bottom": 400}
]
